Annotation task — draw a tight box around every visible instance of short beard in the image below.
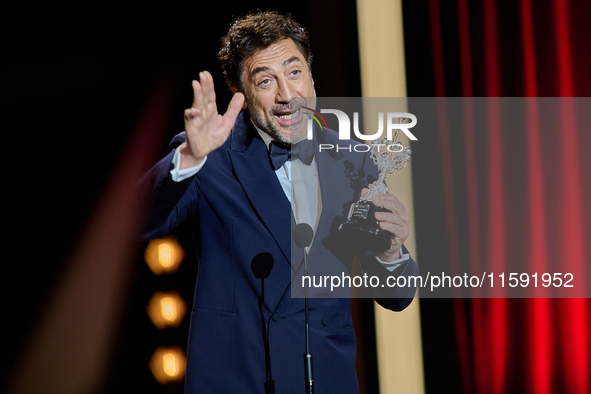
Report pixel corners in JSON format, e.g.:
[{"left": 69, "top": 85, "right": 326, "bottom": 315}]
[
  {"left": 248, "top": 100, "right": 294, "bottom": 144},
  {"left": 245, "top": 88, "right": 316, "bottom": 145}
]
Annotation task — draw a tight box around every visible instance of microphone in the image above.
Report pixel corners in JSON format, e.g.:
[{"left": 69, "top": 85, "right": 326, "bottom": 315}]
[
  {"left": 251, "top": 253, "right": 275, "bottom": 394},
  {"left": 251, "top": 252, "right": 274, "bottom": 280},
  {"left": 293, "top": 223, "right": 314, "bottom": 248},
  {"left": 292, "top": 223, "right": 314, "bottom": 394}
]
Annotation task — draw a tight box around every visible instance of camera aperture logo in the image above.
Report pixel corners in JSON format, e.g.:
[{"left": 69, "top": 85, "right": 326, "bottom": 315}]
[{"left": 303, "top": 108, "right": 417, "bottom": 153}]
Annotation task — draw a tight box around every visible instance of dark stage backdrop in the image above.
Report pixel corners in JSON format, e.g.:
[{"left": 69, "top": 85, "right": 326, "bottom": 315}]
[
  {"left": 3, "top": 1, "right": 383, "bottom": 393},
  {"left": 403, "top": 0, "right": 591, "bottom": 393},
  {"left": 6, "top": 0, "right": 591, "bottom": 393}
]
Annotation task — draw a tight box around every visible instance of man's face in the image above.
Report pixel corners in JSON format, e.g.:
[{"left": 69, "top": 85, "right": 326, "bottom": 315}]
[{"left": 238, "top": 38, "right": 316, "bottom": 144}]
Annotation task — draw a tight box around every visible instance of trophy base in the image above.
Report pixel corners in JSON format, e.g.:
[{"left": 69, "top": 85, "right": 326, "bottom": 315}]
[{"left": 337, "top": 202, "right": 393, "bottom": 252}]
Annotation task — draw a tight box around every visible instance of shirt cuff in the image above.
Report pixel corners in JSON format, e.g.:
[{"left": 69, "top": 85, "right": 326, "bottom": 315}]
[
  {"left": 169, "top": 147, "right": 207, "bottom": 182},
  {"left": 375, "top": 252, "right": 410, "bottom": 272}
]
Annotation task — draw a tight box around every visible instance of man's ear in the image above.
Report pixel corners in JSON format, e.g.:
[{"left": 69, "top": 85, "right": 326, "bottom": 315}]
[{"left": 229, "top": 82, "right": 248, "bottom": 109}]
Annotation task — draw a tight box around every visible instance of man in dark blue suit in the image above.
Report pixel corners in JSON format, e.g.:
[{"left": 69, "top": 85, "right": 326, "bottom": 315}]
[{"left": 139, "top": 11, "right": 419, "bottom": 393}]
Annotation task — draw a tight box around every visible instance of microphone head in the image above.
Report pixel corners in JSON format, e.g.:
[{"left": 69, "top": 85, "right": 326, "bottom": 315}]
[
  {"left": 293, "top": 223, "right": 314, "bottom": 248},
  {"left": 251, "top": 252, "right": 274, "bottom": 279}
]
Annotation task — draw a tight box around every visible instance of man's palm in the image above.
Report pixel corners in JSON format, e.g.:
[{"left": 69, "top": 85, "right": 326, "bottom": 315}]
[{"left": 182, "top": 71, "right": 245, "bottom": 167}]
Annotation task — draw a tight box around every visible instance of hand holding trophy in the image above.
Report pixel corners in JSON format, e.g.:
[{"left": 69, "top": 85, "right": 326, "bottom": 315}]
[{"left": 337, "top": 118, "right": 412, "bottom": 252}]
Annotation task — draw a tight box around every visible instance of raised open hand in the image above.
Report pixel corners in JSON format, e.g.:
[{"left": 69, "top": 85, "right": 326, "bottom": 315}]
[{"left": 179, "top": 71, "right": 245, "bottom": 168}]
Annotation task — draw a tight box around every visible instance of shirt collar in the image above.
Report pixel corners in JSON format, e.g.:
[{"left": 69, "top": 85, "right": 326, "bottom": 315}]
[{"left": 251, "top": 119, "right": 275, "bottom": 152}]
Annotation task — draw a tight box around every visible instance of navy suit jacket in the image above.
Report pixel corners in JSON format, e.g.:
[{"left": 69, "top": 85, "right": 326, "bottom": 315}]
[{"left": 138, "top": 110, "right": 418, "bottom": 393}]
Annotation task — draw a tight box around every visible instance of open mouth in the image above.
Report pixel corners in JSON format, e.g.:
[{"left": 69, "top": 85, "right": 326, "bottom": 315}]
[
  {"left": 275, "top": 108, "right": 302, "bottom": 124},
  {"left": 276, "top": 111, "right": 299, "bottom": 120},
  {"left": 274, "top": 108, "right": 301, "bottom": 120}
]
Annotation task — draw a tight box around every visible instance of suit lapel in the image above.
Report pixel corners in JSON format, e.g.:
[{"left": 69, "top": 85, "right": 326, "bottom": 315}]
[{"left": 227, "top": 112, "right": 292, "bottom": 265}]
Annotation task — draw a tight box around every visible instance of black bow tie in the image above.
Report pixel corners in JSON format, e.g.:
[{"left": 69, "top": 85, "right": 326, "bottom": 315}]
[{"left": 268, "top": 139, "right": 315, "bottom": 170}]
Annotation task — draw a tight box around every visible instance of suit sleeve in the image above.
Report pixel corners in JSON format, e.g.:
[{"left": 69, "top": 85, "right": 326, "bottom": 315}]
[
  {"left": 358, "top": 246, "right": 419, "bottom": 311},
  {"left": 136, "top": 132, "right": 198, "bottom": 239}
]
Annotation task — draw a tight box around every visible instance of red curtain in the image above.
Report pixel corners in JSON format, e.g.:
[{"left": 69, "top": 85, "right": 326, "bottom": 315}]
[{"left": 425, "top": 0, "right": 591, "bottom": 392}]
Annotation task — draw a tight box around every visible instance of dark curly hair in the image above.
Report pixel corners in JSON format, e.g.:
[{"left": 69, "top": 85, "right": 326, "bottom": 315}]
[{"left": 218, "top": 11, "right": 313, "bottom": 91}]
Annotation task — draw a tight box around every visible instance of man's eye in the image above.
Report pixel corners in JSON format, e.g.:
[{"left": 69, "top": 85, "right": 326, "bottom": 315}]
[
  {"left": 291, "top": 70, "right": 301, "bottom": 77},
  {"left": 258, "top": 79, "right": 271, "bottom": 86}
]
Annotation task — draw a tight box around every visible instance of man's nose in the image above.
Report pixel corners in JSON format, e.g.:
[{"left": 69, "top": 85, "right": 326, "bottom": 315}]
[{"left": 276, "top": 77, "right": 295, "bottom": 103}]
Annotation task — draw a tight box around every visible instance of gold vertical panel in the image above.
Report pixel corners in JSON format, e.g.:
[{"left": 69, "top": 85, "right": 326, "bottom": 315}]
[
  {"left": 356, "top": 0, "right": 425, "bottom": 393},
  {"left": 357, "top": 0, "right": 408, "bottom": 98}
]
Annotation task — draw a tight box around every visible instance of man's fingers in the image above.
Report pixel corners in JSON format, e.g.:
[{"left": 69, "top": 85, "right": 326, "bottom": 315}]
[
  {"left": 200, "top": 71, "right": 216, "bottom": 107},
  {"left": 378, "top": 219, "right": 409, "bottom": 243},
  {"left": 375, "top": 210, "right": 407, "bottom": 227},
  {"left": 223, "top": 92, "right": 245, "bottom": 126},
  {"left": 373, "top": 193, "right": 401, "bottom": 206},
  {"left": 184, "top": 107, "right": 203, "bottom": 122},
  {"left": 192, "top": 79, "right": 204, "bottom": 109},
  {"left": 373, "top": 194, "right": 406, "bottom": 217},
  {"left": 372, "top": 193, "right": 411, "bottom": 244},
  {"left": 378, "top": 221, "right": 407, "bottom": 238}
]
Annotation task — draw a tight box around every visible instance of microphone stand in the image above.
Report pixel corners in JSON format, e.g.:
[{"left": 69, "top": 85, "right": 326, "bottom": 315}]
[
  {"left": 262, "top": 275, "right": 275, "bottom": 394},
  {"left": 293, "top": 223, "right": 315, "bottom": 394},
  {"left": 251, "top": 253, "right": 275, "bottom": 394},
  {"left": 303, "top": 248, "right": 314, "bottom": 394}
]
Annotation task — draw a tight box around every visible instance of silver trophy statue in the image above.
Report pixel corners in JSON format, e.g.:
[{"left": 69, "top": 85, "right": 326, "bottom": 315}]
[{"left": 337, "top": 118, "right": 412, "bottom": 251}]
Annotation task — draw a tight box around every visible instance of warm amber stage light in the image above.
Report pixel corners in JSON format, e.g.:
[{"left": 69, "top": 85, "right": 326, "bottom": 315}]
[
  {"left": 149, "top": 346, "right": 186, "bottom": 384},
  {"left": 144, "top": 236, "right": 185, "bottom": 274},
  {"left": 146, "top": 291, "right": 187, "bottom": 329}
]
